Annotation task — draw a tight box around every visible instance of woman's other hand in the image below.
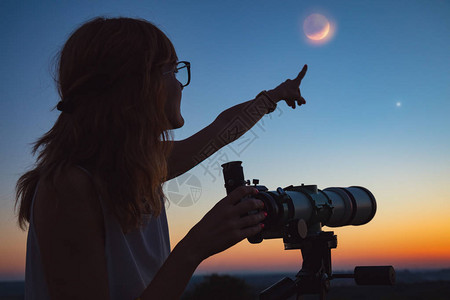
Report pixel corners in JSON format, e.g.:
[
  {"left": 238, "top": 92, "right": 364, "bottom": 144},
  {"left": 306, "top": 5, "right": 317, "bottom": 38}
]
[
  {"left": 181, "top": 185, "right": 266, "bottom": 264},
  {"left": 267, "top": 64, "right": 308, "bottom": 109}
]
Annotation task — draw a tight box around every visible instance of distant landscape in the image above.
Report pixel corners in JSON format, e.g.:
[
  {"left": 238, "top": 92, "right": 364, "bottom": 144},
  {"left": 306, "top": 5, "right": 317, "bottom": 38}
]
[{"left": 1, "top": 269, "right": 450, "bottom": 299}]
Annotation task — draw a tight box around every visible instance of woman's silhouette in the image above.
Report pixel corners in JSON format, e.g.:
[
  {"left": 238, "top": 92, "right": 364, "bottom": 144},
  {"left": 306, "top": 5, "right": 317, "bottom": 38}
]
[{"left": 15, "top": 17, "right": 307, "bottom": 299}]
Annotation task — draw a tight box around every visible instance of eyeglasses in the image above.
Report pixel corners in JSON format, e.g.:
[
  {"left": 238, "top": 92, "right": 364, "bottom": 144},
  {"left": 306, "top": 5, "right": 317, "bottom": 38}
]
[{"left": 163, "top": 61, "right": 191, "bottom": 87}]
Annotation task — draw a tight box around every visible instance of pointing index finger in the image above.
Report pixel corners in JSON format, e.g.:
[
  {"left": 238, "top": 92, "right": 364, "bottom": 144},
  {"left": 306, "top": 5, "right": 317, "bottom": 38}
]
[{"left": 295, "top": 64, "right": 308, "bottom": 82}]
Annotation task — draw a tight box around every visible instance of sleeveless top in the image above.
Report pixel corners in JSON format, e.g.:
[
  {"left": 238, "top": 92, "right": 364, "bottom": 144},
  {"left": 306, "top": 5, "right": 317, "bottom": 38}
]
[{"left": 24, "top": 168, "right": 171, "bottom": 300}]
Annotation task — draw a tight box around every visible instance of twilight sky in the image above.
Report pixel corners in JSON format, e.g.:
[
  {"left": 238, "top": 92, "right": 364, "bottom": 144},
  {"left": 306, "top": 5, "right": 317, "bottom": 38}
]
[{"left": 1, "top": 0, "right": 449, "bottom": 280}]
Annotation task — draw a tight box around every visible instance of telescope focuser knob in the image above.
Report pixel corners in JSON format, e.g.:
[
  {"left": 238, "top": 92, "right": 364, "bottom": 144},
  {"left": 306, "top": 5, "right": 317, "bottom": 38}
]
[
  {"left": 276, "top": 187, "right": 291, "bottom": 204},
  {"left": 277, "top": 187, "right": 286, "bottom": 195}
]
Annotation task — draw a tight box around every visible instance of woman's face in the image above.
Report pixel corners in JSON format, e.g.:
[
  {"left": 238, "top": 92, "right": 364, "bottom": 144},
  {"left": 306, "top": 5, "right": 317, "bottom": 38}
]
[{"left": 161, "top": 62, "right": 184, "bottom": 129}]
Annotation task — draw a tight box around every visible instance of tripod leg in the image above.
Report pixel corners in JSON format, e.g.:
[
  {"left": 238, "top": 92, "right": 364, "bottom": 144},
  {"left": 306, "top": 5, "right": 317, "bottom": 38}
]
[{"left": 319, "top": 288, "right": 327, "bottom": 300}]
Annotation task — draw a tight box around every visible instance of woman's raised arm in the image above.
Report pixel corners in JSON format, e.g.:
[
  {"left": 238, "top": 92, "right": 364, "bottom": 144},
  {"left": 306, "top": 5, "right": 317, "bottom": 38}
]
[{"left": 166, "top": 65, "right": 308, "bottom": 180}]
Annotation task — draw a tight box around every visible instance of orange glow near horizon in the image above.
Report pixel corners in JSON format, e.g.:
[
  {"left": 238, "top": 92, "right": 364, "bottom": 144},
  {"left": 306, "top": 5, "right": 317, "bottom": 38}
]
[
  {"left": 193, "top": 232, "right": 450, "bottom": 274},
  {"left": 160, "top": 171, "right": 450, "bottom": 275},
  {"left": 1, "top": 190, "right": 449, "bottom": 279},
  {"left": 1, "top": 217, "right": 450, "bottom": 279},
  {"left": 170, "top": 205, "right": 450, "bottom": 274}
]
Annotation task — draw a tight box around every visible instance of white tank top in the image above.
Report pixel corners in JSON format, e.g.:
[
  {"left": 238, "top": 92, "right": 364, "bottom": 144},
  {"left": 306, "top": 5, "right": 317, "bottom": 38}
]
[{"left": 25, "top": 168, "right": 171, "bottom": 300}]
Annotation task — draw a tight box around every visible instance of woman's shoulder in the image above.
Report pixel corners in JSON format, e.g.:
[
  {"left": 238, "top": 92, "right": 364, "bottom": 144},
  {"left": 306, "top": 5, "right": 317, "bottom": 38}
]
[{"left": 33, "top": 165, "right": 104, "bottom": 232}]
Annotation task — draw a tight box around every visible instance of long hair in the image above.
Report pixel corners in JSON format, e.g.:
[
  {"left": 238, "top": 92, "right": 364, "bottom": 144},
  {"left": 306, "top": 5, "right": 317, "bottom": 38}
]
[{"left": 15, "top": 17, "right": 177, "bottom": 232}]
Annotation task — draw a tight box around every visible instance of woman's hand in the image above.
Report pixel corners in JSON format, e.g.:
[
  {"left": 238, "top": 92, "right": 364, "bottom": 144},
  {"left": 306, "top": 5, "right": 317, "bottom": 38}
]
[
  {"left": 267, "top": 64, "right": 308, "bottom": 109},
  {"left": 181, "top": 186, "right": 266, "bottom": 264}
]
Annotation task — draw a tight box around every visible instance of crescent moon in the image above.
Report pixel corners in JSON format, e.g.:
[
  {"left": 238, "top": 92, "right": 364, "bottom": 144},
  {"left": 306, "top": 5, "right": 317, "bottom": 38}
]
[{"left": 306, "top": 22, "right": 330, "bottom": 41}]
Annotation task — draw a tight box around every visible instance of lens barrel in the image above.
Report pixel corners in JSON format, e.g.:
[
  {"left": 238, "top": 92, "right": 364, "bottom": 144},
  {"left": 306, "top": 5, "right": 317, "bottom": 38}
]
[
  {"left": 323, "top": 186, "right": 376, "bottom": 227},
  {"left": 254, "top": 185, "right": 376, "bottom": 237}
]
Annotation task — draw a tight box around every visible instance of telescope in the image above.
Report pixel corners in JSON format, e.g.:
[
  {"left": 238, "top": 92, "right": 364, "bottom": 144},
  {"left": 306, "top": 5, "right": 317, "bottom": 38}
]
[
  {"left": 222, "top": 161, "right": 376, "bottom": 244},
  {"left": 222, "top": 161, "right": 395, "bottom": 300}
]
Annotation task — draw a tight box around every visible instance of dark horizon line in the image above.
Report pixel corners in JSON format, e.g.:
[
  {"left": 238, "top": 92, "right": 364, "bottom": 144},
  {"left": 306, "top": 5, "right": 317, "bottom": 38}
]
[{"left": 1, "top": 267, "right": 450, "bottom": 282}]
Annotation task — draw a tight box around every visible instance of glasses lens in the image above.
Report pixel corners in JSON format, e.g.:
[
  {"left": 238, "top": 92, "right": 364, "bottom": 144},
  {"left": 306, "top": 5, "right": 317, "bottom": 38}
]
[{"left": 175, "top": 62, "right": 189, "bottom": 86}]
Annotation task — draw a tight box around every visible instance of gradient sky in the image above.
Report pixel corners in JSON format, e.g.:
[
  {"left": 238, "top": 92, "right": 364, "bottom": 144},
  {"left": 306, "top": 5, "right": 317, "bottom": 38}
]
[{"left": 1, "top": 0, "right": 449, "bottom": 280}]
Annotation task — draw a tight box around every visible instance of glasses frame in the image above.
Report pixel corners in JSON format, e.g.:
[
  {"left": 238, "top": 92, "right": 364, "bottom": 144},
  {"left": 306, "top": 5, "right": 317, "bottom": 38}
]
[{"left": 163, "top": 61, "right": 191, "bottom": 87}]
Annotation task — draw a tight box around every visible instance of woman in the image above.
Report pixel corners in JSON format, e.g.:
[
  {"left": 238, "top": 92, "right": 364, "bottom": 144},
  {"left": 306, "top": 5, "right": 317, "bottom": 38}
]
[{"left": 15, "top": 17, "right": 307, "bottom": 299}]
